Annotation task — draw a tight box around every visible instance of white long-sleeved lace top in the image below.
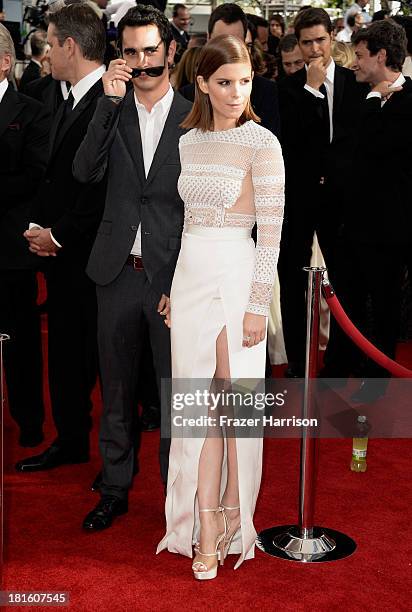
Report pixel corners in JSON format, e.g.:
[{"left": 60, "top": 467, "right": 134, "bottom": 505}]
[{"left": 178, "top": 120, "right": 285, "bottom": 316}]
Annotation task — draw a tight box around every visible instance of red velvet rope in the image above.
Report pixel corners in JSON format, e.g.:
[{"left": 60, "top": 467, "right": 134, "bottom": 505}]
[{"left": 322, "top": 282, "right": 412, "bottom": 378}]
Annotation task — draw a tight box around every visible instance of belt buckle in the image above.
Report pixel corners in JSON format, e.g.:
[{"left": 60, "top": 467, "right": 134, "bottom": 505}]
[{"left": 132, "top": 255, "right": 141, "bottom": 270}]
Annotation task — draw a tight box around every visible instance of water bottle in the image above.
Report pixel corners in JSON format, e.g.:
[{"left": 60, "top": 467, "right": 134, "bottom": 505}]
[{"left": 350, "top": 415, "right": 369, "bottom": 472}]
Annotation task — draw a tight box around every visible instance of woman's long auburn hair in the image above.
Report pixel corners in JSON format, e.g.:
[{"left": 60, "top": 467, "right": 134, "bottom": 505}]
[{"left": 181, "top": 34, "right": 260, "bottom": 132}]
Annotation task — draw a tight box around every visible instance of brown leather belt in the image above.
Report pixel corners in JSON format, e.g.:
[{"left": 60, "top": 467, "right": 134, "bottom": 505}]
[{"left": 127, "top": 254, "right": 144, "bottom": 270}]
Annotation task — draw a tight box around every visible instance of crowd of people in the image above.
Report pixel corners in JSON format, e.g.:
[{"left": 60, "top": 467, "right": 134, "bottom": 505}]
[{"left": 1, "top": 0, "right": 412, "bottom": 580}]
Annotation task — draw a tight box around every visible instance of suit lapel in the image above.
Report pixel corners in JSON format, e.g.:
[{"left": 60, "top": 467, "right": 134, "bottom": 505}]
[
  {"left": 145, "top": 93, "right": 185, "bottom": 187},
  {"left": 50, "top": 79, "right": 103, "bottom": 158},
  {"left": 119, "top": 91, "right": 146, "bottom": 187},
  {"left": 332, "top": 64, "right": 345, "bottom": 128},
  {"left": 0, "top": 84, "right": 24, "bottom": 138}
]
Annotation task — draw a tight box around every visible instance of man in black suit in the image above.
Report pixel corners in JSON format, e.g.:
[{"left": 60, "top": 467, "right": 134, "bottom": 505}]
[
  {"left": 25, "top": 73, "right": 66, "bottom": 118},
  {"left": 72, "top": 5, "right": 191, "bottom": 530},
  {"left": 19, "top": 29, "right": 48, "bottom": 94},
  {"left": 179, "top": 3, "right": 281, "bottom": 137},
  {"left": 326, "top": 20, "right": 412, "bottom": 401},
  {"left": 0, "top": 23, "right": 48, "bottom": 447},
  {"left": 277, "top": 8, "right": 367, "bottom": 377},
  {"left": 171, "top": 3, "right": 190, "bottom": 62},
  {"left": 16, "top": 4, "right": 107, "bottom": 472}
]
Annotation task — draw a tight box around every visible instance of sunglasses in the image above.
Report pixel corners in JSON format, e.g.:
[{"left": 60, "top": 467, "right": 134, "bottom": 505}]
[{"left": 131, "top": 65, "right": 165, "bottom": 78}]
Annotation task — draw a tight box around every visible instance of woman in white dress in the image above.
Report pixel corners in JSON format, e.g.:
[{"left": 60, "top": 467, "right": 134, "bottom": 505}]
[{"left": 157, "top": 35, "right": 285, "bottom": 579}]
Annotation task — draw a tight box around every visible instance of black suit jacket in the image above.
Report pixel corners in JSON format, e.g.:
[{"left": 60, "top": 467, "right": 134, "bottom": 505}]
[
  {"left": 279, "top": 65, "right": 368, "bottom": 218},
  {"left": 73, "top": 90, "right": 192, "bottom": 300},
  {"left": 33, "top": 78, "right": 107, "bottom": 264},
  {"left": 180, "top": 74, "right": 281, "bottom": 138},
  {"left": 25, "top": 74, "right": 64, "bottom": 118},
  {"left": 344, "top": 77, "right": 412, "bottom": 246},
  {"left": 19, "top": 60, "right": 41, "bottom": 94},
  {"left": 0, "top": 84, "right": 49, "bottom": 269}
]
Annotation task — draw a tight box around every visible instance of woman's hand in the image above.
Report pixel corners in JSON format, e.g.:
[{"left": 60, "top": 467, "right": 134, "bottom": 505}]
[
  {"left": 158, "top": 294, "right": 171, "bottom": 328},
  {"left": 242, "top": 312, "right": 266, "bottom": 348}
]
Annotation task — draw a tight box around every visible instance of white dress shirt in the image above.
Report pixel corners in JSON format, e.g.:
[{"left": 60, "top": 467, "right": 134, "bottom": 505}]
[
  {"left": 403, "top": 56, "right": 412, "bottom": 79},
  {"left": 130, "top": 85, "right": 174, "bottom": 256},
  {"left": 336, "top": 26, "right": 353, "bottom": 43},
  {"left": 30, "top": 64, "right": 106, "bottom": 247},
  {"left": 304, "top": 59, "right": 335, "bottom": 142},
  {"left": 366, "top": 72, "right": 405, "bottom": 107},
  {"left": 0, "top": 77, "right": 9, "bottom": 103}
]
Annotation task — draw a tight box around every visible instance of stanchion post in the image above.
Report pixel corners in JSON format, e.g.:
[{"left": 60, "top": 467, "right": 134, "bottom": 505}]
[
  {"left": 256, "top": 267, "right": 356, "bottom": 562},
  {"left": 0, "top": 333, "right": 10, "bottom": 565}
]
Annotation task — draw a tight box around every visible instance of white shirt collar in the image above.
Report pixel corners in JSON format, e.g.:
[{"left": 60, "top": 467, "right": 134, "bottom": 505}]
[
  {"left": 391, "top": 72, "right": 406, "bottom": 88},
  {"left": 71, "top": 64, "right": 105, "bottom": 108},
  {"left": 0, "top": 78, "right": 9, "bottom": 103},
  {"left": 31, "top": 58, "right": 42, "bottom": 68},
  {"left": 134, "top": 84, "right": 174, "bottom": 116}
]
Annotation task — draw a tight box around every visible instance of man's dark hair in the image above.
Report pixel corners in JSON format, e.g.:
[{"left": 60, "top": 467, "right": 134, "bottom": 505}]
[
  {"left": 279, "top": 33, "right": 298, "bottom": 54},
  {"left": 352, "top": 19, "right": 407, "bottom": 71},
  {"left": 372, "top": 10, "right": 389, "bottom": 22},
  {"left": 172, "top": 3, "right": 187, "bottom": 18},
  {"left": 392, "top": 15, "right": 412, "bottom": 55},
  {"left": 347, "top": 15, "right": 356, "bottom": 29},
  {"left": 208, "top": 3, "right": 248, "bottom": 39},
  {"left": 246, "top": 14, "right": 269, "bottom": 29},
  {"left": 294, "top": 8, "right": 333, "bottom": 41},
  {"left": 118, "top": 4, "right": 173, "bottom": 52},
  {"left": 48, "top": 3, "right": 105, "bottom": 62},
  {"left": 30, "top": 29, "right": 47, "bottom": 57}
]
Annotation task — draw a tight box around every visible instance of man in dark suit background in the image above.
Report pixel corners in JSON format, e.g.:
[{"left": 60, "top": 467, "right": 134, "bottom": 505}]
[
  {"left": 326, "top": 20, "right": 412, "bottom": 401},
  {"left": 73, "top": 5, "right": 192, "bottom": 530},
  {"left": 19, "top": 29, "right": 48, "bottom": 94},
  {"left": 0, "top": 23, "right": 48, "bottom": 447},
  {"left": 277, "top": 8, "right": 367, "bottom": 377},
  {"left": 170, "top": 3, "right": 190, "bottom": 62},
  {"left": 16, "top": 4, "right": 107, "bottom": 472},
  {"left": 179, "top": 3, "right": 281, "bottom": 138}
]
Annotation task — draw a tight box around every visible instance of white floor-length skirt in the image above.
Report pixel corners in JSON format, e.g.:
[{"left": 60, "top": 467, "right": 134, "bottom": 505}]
[{"left": 157, "top": 225, "right": 266, "bottom": 568}]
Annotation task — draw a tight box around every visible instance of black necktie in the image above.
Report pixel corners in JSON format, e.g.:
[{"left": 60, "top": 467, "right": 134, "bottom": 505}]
[
  {"left": 63, "top": 91, "right": 74, "bottom": 121},
  {"left": 319, "top": 83, "right": 330, "bottom": 144}
]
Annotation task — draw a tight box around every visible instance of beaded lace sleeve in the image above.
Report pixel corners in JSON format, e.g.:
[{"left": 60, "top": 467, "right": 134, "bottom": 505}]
[{"left": 247, "top": 132, "right": 284, "bottom": 316}]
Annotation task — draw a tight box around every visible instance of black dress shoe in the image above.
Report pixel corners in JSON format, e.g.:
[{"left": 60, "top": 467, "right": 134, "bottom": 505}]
[
  {"left": 284, "top": 363, "right": 305, "bottom": 378},
  {"left": 83, "top": 496, "right": 128, "bottom": 531},
  {"left": 15, "top": 444, "right": 89, "bottom": 472},
  {"left": 18, "top": 429, "right": 44, "bottom": 448},
  {"left": 351, "top": 379, "right": 388, "bottom": 404},
  {"left": 140, "top": 405, "right": 160, "bottom": 431}
]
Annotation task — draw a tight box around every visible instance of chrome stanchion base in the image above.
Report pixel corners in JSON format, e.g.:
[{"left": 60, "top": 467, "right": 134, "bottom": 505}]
[{"left": 256, "top": 525, "right": 356, "bottom": 563}]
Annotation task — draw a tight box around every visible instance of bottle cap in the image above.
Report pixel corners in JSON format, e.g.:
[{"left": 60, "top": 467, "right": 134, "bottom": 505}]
[{"left": 358, "top": 415, "right": 367, "bottom": 423}]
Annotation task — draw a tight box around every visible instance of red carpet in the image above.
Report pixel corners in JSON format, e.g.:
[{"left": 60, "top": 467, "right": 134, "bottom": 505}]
[{"left": 2, "top": 317, "right": 412, "bottom": 611}]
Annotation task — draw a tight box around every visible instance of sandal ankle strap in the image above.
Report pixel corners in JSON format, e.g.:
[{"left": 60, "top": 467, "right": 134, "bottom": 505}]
[
  {"left": 221, "top": 504, "right": 240, "bottom": 510},
  {"left": 198, "top": 507, "right": 222, "bottom": 513}
]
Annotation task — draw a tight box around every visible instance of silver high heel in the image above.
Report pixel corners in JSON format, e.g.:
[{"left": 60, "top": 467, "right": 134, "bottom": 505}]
[
  {"left": 221, "top": 504, "right": 240, "bottom": 560},
  {"left": 192, "top": 508, "right": 227, "bottom": 581}
]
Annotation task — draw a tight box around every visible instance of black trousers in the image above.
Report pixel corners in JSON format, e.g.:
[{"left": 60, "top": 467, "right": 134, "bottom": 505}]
[
  {"left": 324, "top": 241, "right": 407, "bottom": 378},
  {"left": 97, "top": 264, "right": 171, "bottom": 500},
  {"left": 278, "top": 183, "right": 342, "bottom": 367},
  {"left": 44, "top": 258, "right": 98, "bottom": 454},
  {"left": 0, "top": 268, "right": 44, "bottom": 433}
]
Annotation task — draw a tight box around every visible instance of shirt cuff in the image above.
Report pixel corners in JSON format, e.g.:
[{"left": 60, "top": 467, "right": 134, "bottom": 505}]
[
  {"left": 304, "top": 84, "right": 325, "bottom": 99},
  {"left": 29, "top": 222, "right": 43, "bottom": 230},
  {"left": 367, "top": 92, "right": 382, "bottom": 100},
  {"left": 50, "top": 230, "right": 62, "bottom": 249}
]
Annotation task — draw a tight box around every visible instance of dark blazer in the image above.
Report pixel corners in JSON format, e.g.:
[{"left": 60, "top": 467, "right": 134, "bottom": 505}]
[
  {"left": 344, "top": 76, "right": 412, "bottom": 246},
  {"left": 25, "top": 74, "right": 64, "bottom": 118},
  {"left": 171, "top": 22, "right": 190, "bottom": 50},
  {"left": 33, "top": 78, "right": 106, "bottom": 264},
  {"left": 278, "top": 64, "right": 368, "bottom": 214},
  {"left": 73, "top": 90, "right": 192, "bottom": 299},
  {"left": 0, "top": 84, "right": 49, "bottom": 269},
  {"left": 19, "top": 60, "right": 41, "bottom": 94},
  {"left": 180, "top": 74, "right": 281, "bottom": 138}
]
